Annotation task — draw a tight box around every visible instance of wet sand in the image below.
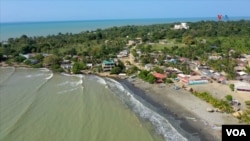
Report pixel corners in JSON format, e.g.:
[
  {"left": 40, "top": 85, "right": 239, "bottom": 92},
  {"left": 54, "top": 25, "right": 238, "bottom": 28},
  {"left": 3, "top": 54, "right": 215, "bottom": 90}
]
[{"left": 118, "top": 78, "right": 239, "bottom": 141}]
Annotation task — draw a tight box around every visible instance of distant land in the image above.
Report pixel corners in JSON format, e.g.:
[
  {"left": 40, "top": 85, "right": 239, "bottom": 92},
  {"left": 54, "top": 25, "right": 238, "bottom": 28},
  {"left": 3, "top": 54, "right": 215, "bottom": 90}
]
[{"left": 1, "top": 17, "right": 250, "bottom": 41}]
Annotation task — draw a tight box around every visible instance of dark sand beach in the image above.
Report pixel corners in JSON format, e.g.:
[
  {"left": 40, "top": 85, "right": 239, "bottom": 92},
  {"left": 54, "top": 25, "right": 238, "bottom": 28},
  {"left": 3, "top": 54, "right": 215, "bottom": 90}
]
[{"left": 118, "top": 78, "right": 239, "bottom": 141}]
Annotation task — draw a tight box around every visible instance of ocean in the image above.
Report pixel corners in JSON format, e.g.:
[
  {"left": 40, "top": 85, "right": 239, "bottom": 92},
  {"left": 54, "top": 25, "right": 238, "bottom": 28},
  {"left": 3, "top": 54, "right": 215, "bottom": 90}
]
[
  {"left": 1, "top": 17, "right": 250, "bottom": 41},
  {"left": 0, "top": 68, "right": 191, "bottom": 141}
]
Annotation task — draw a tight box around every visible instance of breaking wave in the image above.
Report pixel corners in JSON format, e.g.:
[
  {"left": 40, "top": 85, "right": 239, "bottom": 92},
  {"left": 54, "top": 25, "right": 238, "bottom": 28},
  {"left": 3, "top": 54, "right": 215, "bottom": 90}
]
[
  {"left": 61, "top": 73, "right": 85, "bottom": 78},
  {"left": 57, "top": 80, "right": 82, "bottom": 87},
  {"left": 26, "top": 73, "right": 45, "bottom": 78},
  {"left": 89, "top": 75, "right": 107, "bottom": 85},
  {"left": 105, "top": 78, "right": 188, "bottom": 141},
  {"left": 58, "top": 73, "right": 84, "bottom": 89},
  {"left": 36, "top": 72, "right": 54, "bottom": 91},
  {"left": 45, "top": 73, "right": 53, "bottom": 80},
  {"left": 57, "top": 87, "right": 79, "bottom": 94},
  {"left": 39, "top": 68, "right": 50, "bottom": 72}
]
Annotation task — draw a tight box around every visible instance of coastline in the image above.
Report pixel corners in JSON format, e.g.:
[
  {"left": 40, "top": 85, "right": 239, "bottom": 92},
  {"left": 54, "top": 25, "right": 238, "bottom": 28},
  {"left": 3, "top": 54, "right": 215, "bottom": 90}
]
[
  {"left": 0, "top": 66, "right": 240, "bottom": 140},
  {"left": 118, "top": 77, "right": 240, "bottom": 141}
]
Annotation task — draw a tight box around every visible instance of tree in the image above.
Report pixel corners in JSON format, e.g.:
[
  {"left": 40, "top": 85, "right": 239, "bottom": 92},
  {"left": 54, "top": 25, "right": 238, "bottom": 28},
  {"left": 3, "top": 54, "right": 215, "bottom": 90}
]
[
  {"left": 126, "top": 65, "right": 138, "bottom": 75},
  {"left": 110, "top": 67, "right": 122, "bottom": 74},
  {"left": 147, "top": 74, "right": 156, "bottom": 84},
  {"left": 229, "top": 84, "right": 234, "bottom": 91},
  {"left": 153, "top": 66, "right": 164, "bottom": 73},
  {"left": 166, "top": 78, "right": 173, "bottom": 83},
  {"left": 34, "top": 54, "right": 44, "bottom": 62},
  {"left": 131, "top": 49, "right": 137, "bottom": 57},
  {"left": 117, "top": 60, "right": 125, "bottom": 72},
  {"left": 225, "top": 95, "right": 233, "bottom": 101},
  {"left": 182, "top": 35, "right": 195, "bottom": 45},
  {"left": 72, "top": 62, "right": 84, "bottom": 74},
  {"left": 14, "top": 56, "right": 26, "bottom": 63},
  {"left": 43, "top": 55, "right": 60, "bottom": 66}
]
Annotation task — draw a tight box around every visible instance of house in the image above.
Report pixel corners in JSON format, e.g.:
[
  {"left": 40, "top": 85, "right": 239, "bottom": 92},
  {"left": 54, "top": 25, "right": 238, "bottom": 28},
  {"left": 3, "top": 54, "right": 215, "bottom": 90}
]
[
  {"left": 86, "top": 63, "right": 93, "bottom": 68},
  {"left": 208, "top": 55, "right": 222, "bottom": 60},
  {"left": 127, "top": 40, "right": 135, "bottom": 46},
  {"left": 210, "top": 72, "right": 227, "bottom": 83},
  {"left": 234, "top": 81, "right": 250, "bottom": 92},
  {"left": 234, "top": 66, "right": 246, "bottom": 72},
  {"left": 210, "top": 45, "right": 219, "bottom": 49},
  {"left": 136, "top": 50, "right": 142, "bottom": 56},
  {"left": 179, "top": 57, "right": 189, "bottom": 63},
  {"left": 153, "top": 72, "right": 166, "bottom": 83},
  {"left": 135, "top": 37, "right": 143, "bottom": 44},
  {"left": 237, "top": 71, "right": 247, "bottom": 76},
  {"left": 168, "top": 58, "right": 177, "bottom": 64},
  {"left": 20, "top": 54, "right": 31, "bottom": 59},
  {"left": 149, "top": 53, "right": 157, "bottom": 58},
  {"left": 198, "top": 65, "right": 210, "bottom": 70},
  {"left": 241, "top": 75, "right": 250, "bottom": 82},
  {"left": 144, "top": 64, "right": 154, "bottom": 71},
  {"left": 102, "top": 60, "right": 115, "bottom": 71},
  {"left": 61, "top": 64, "right": 73, "bottom": 70},
  {"left": 117, "top": 50, "right": 129, "bottom": 58},
  {"left": 178, "top": 74, "right": 208, "bottom": 85},
  {"left": 20, "top": 53, "right": 38, "bottom": 59}
]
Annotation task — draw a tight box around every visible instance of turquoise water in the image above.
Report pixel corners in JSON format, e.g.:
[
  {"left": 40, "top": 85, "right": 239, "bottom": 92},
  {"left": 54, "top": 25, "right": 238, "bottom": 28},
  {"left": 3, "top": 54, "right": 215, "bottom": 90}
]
[{"left": 2, "top": 17, "right": 249, "bottom": 41}]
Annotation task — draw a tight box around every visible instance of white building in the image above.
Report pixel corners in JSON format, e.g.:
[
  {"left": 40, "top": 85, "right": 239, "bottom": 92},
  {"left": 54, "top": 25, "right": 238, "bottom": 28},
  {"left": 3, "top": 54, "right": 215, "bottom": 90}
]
[
  {"left": 117, "top": 50, "right": 129, "bottom": 58},
  {"left": 234, "top": 81, "right": 250, "bottom": 92},
  {"left": 173, "top": 23, "right": 189, "bottom": 30}
]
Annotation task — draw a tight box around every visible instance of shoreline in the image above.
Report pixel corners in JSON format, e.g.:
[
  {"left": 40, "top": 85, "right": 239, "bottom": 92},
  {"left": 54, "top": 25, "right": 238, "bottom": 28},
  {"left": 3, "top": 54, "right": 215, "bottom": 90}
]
[
  {"left": 0, "top": 66, "right": 239, "bottom": 140},
  {"left": 117, "top": 78, "right": 240, "bottom": 141}
]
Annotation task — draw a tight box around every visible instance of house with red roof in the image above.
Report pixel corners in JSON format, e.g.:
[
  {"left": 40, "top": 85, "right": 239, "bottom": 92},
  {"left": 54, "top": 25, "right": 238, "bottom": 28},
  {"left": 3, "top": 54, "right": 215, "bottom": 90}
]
[{"left": 153, "top": 72, "right": 166, "bottom": 83}]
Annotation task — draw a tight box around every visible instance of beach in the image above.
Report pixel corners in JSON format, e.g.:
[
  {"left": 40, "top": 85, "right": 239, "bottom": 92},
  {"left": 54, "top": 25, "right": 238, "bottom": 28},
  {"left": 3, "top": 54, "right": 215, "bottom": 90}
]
[{"left": 119, "top": 77, "right": 240, "bottom": 141}]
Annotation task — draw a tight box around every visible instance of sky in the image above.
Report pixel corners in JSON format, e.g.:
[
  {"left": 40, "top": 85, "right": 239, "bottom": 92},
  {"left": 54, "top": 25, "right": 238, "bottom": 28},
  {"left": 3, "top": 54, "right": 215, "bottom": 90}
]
[{"left": 1, "top": 0, "right": 250, "bottom": 23}]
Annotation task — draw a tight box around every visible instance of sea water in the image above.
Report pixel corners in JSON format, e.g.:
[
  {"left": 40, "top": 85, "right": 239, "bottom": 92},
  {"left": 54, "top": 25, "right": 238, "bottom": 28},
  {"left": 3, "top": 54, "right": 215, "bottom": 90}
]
[
  {"left": 0, "top": 68, "right": 189, "bottom": 141},
  {"left": 2, "top": 17, "right": 250, "bottom": 41}
]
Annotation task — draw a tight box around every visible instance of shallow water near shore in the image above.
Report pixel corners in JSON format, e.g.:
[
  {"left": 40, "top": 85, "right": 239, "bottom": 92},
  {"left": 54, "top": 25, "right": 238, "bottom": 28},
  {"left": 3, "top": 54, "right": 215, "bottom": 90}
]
[{"left": 0, "top": 68, "right": 166, "bottom": 141}]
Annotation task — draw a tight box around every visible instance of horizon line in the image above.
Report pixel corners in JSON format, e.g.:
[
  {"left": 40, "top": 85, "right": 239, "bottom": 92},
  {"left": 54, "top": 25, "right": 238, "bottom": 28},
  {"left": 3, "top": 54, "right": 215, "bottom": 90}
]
[{"left": 1, "top": 16, "right": 250, "bottom": 24}]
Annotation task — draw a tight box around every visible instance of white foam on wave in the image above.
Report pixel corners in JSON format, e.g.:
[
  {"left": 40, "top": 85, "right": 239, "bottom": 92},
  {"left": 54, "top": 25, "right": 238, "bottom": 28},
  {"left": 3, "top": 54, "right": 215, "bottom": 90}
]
[
  {"left": 57, "top": 87, "right": 79, "bottom": 94},
  {"left": 45, "top": 73, "right": 53, "bottom": 80},
  {"left": 40, "top": 68, "right": 50, "bottom": 72},
  {"left": 26, "top": 73, "right": 45, "bottom": 78},
  {"left": 106, "top": 79, "right": 188, "bottom": 141},
  {"left": 61, "top": 72, "right": 72, "bottom": 77},
  {"left": 57, "top": 81, "right": 69, "bottom": 86},
  {"left": 74, "top": 79, "right": 83, "bottom": 87},
  {"left": 61, "top": 73, "right": 85, "bottom": 79},
  {"left": 106, "top": 78, "right": 125, "bottom": 91},
  {"left": 58, "top": 79, "right": 83, "bottom": 87},
  {"left": 90, "top": 75, "right": 107, "bottom": 85}
]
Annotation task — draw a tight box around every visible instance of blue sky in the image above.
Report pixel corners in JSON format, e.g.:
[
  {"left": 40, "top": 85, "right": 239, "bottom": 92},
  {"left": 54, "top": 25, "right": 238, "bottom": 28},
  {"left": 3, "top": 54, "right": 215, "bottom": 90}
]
[{"left": 1, "top": 0, "right": 250, "bottom": 23}]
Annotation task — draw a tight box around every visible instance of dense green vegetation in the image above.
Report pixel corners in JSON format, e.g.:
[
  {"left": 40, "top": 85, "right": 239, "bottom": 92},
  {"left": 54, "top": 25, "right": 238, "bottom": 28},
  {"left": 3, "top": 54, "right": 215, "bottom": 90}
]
[
  {"left": 126, "top": 65, "right": 139, "bottom": 75},
  {"left": 165, "top": 78, "right": 173, "bottom": 83},
  {"left": 138, "top": 70, "right": 156, "bottom": 84},
  {"left": 191, "top": 91, "right": 234, "bottom": 113},
  {"left": 0, "top": 20, "right": 250, "bottom": 76}
]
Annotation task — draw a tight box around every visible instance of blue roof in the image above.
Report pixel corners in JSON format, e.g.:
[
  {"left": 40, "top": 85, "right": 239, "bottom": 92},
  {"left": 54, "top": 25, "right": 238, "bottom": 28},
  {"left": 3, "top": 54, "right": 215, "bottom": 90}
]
[{"left": 102, "top": 60, "right": 115, "bottom": 65}]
